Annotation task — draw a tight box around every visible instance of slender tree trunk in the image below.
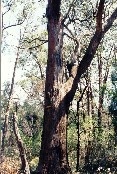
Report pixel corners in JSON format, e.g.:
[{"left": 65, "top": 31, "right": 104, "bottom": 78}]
[
  {"left": 85, "top": 70, "right": 91, "bottom": 116},
  {"left": 98, "top": 52, "right": 103, "bottom": 129},
  {"left": 12, "top": 110, "right": 30, "bottom": 174},
  {"left": 1, "top": 48, "right": 19, "bottom": 158},
  {"left": 98, "top": 49, "right": 110, "bottom": 131},
  {"left": 76, "top": 102, "right": 80, "bottom": 171},
  {"left": 85, "top": 140, "right": 91, "bottom": 167},
  {"left": 76, "top": 86, "right": 87, "bottom": 171}
]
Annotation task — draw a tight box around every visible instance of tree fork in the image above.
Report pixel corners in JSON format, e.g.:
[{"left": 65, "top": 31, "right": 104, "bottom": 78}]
[{"left": 37, "top": 1, "right": 117, "bottom": 173}]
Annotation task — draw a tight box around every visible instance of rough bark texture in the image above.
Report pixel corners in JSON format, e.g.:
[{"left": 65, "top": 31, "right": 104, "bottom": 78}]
[
  {"left": 37, "top": 1, "right": 71, "bottom": 173},
  {"left": 37, "top": 0, "right": 117, "bottom": 173}
]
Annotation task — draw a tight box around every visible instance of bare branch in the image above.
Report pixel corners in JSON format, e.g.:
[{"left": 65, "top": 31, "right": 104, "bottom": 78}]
[
  {"left": 3, "top": 18, "right": 26, "bottom": 31},
  {"left": 62, "top": 0, "right": 76, "bottom": 23},
  {"left": 78, "top": 85, "right": 87, "bottom": 103},
  {"left": 32, "top": 55, "right": 44, "bottom": 79},
  {"left": 64, "top": 32, "right": 77, "bottom": 43},
  {"left": 3, "top": 6, "right": 11, "bottom": 16},
  {"left": 64, "top": 3, "right": 117, "bottom": 104},
  {"left": 64, "top": 24, "right": 79, "bottom": 44},
  {"left": 3, "top": 0, "right": 13, "bottom": 8},
  {"left": 28, "top": 40, "right": 48, "bottom": 50},
  {"left": 104, "top": 7, "right": 117, "bottom": 33},
  {"left": 23, "top": 38, "right": 48, "bottom": 44}
]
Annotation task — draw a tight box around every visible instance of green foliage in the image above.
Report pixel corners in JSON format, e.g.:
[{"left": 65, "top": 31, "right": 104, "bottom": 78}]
[
  {"left": 18, "top": 102, "right": 43, "bottom": 158},
  {"left": 67, "top": 110, "right": 117, "bottom": 173},
  {"left": 30, "top": 157, "right": 39, "bottom": 172},
  {"left": 68, "top": 123, "right": 77, "bottom": 150},
  {"left": 2, "top": 0, "right": 117, "bottom": 173},
  {"left": 67, "top": 123, "right": 77, "bottom": 171},
  {"left": 20, "top": 128, "right": 42, "bottom": 158},
  {"left": 109, "top": 61, "right": 117, "bottom": 145},
  {"left": 1, "top": 82, "right": 11, "bottom": 112}
]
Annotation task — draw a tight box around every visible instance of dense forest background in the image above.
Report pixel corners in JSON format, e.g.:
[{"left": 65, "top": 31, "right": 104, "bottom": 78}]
[{"left": 0, "top": 0, "right": 117, "bottom": 174}]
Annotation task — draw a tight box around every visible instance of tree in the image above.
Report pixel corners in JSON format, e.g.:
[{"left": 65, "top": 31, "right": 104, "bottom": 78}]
[
  {"left": 97, "top": 45, "right": 113, "bottom": 131},
  {"left": 1, "top": 0, "right": 33, "bottom": 156},
  {"left": 36, "top": 1, "right": 117, "bottom": 174},
  {"left": 109, "top": 58, "right": 117, "bottom": 145},
  {"left": 1, "top": 0, "right": 40, "bottom": 158},
  {"left": 12, "top": 102, "right": 30, "bottom": 174},
  {"left": 1, "top": 46, "right": 20, "bottom": 157}
]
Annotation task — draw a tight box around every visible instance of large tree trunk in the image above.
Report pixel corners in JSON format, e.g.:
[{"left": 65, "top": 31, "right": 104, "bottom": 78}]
[
  {"left": 37, "top": 1, "right": 71, "bottom": 173},
  {"left": 37, "top": 0, "right": 117, "bottom": 173},
  {"left": 38, "top": 94, "right": 71, "bottom": 174}
]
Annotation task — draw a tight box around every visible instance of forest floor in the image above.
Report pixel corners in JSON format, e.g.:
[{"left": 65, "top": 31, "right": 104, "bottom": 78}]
[
  {"left": 0, "top": 157, "right": 20, "bottom": 174},
  {"left": 0, "top": 157, "right": 117, "bottom": 174}
]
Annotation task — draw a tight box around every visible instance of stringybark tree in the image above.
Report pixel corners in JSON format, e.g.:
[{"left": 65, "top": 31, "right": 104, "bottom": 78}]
[{"left": 37, "top": 1, "right": 117, "bottom": 173}]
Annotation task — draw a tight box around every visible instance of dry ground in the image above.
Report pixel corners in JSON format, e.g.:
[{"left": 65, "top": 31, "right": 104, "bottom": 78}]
[{"left": 0, "top": 157, "right": 20, "bottom": 174}]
